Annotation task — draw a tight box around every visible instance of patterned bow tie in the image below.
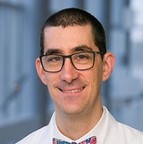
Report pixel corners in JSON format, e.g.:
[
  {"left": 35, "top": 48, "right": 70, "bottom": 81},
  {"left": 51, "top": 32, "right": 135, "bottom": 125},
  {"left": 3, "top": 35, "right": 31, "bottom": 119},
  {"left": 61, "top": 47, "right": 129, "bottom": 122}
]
[{"left": 53, "top": 136, "right": 96, "bottom": 144}]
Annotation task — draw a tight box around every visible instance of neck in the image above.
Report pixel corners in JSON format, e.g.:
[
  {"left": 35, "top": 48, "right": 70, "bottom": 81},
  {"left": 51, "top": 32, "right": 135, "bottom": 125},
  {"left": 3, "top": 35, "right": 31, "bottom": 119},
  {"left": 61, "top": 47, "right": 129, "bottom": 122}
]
[{"left": 55, "top": 104, "right": 103, "bottom": 140}]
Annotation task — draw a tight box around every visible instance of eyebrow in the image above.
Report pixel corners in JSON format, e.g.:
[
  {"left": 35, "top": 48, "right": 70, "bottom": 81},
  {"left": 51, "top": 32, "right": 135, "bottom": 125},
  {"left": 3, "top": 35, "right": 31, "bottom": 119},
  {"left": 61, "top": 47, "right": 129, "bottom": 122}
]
[
  {"left": 44, "top": 48, "right": 62, "bottom": 55},
  {"left": 44, "top": 45, "right": 93, "bottom": 55},
  {"left": 72, "top": 45, "right": 93, "bottom": 52}
]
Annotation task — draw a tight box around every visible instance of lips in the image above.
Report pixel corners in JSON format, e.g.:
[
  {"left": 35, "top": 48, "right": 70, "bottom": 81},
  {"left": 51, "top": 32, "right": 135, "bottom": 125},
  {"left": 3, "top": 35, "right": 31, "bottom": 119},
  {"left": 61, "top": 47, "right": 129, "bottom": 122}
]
[{"left": 58, "top": 86, "right": 85, "bottom": 93}]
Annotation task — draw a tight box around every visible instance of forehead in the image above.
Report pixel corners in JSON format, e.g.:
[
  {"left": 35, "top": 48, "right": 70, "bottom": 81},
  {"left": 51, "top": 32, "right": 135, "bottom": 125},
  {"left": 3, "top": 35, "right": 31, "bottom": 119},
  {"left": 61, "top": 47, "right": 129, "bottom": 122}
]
[{"left": 43, "top": 25, "right": 96, "bottom": 53}]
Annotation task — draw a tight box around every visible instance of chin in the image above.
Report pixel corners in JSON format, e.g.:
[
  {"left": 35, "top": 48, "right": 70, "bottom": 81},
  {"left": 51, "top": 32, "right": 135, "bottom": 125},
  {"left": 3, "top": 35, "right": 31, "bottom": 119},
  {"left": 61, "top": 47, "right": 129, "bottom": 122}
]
[{"left": 59, "top": 104, "right": 86, "bottom": 115}]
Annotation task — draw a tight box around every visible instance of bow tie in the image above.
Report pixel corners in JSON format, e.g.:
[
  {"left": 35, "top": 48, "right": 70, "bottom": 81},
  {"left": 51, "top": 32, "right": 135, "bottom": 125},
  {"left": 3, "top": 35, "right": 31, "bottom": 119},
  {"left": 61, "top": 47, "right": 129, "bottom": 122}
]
[{"left": 53, "top": 136, "right": 96, "bottom": 144}]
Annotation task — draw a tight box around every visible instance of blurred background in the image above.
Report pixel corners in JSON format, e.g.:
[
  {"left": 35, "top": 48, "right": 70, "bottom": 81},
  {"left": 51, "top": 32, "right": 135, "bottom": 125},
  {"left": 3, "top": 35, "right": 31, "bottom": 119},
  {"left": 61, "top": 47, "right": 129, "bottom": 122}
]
[{"left": 0, "top": 0, "right": 143, "bottom": 143}]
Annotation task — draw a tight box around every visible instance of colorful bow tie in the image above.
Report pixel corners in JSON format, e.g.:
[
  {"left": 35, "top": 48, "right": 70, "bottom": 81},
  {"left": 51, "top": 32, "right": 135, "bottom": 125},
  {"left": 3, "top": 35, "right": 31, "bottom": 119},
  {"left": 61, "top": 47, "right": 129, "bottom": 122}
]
[{"left": 53, "top": 136, "right": 96, "bottom": 144}]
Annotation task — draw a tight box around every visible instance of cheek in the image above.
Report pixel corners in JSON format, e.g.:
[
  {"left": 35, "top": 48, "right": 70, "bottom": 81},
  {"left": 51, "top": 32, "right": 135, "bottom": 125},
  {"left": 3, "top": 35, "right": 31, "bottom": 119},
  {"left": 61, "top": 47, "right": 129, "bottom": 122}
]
[
  {"left": 89, "top": 67, "right": 103, "bottom": 92},
  {"left": 44, "top": 74, "right": 57, "bottom": 92},
  {"left": 45, "top": 73, "right": 57, "bottom": 83}
]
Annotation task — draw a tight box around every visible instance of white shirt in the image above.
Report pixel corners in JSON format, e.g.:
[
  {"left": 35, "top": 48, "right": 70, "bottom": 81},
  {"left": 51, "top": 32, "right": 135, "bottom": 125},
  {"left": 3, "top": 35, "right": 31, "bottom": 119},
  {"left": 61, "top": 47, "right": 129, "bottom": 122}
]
[{"left": 16, "top": 106, "right": 143, "bottom": 144}]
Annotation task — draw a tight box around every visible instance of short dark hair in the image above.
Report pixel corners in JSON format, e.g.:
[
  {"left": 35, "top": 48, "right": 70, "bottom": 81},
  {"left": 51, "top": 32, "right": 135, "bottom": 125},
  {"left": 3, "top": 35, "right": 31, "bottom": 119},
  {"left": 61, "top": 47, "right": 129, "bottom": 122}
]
[{"left": 40, "top": 8, "right": 106, "bottom": 56}]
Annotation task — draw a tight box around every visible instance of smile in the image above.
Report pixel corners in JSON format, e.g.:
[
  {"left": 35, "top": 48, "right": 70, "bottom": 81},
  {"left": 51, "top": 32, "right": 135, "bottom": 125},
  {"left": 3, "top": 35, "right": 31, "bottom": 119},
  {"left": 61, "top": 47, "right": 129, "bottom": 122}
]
[{"left": 59, "top": 87, "right": 85, "bottom": 93}]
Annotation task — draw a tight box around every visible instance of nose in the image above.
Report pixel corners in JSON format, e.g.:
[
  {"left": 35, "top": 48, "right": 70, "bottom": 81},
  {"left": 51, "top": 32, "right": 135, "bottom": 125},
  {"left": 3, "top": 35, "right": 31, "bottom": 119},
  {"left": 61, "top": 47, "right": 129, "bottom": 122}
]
[{"left": 60, "top": 58, "right": 79, "bottom": 83}]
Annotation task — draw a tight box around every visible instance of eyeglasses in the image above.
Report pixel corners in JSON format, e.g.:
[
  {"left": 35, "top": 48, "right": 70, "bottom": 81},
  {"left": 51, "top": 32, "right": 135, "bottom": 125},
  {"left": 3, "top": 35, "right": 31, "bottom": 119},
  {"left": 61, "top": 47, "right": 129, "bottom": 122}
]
[{"left": 40, "top": 51, "right": 104, "bottom": 73}]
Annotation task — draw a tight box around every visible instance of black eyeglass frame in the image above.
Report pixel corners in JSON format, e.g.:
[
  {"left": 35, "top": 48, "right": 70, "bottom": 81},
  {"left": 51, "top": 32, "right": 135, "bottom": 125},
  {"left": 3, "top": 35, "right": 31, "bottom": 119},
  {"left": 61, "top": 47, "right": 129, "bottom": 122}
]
[{"left": 40, "top": 51, "right": 105, "bottom": 73}]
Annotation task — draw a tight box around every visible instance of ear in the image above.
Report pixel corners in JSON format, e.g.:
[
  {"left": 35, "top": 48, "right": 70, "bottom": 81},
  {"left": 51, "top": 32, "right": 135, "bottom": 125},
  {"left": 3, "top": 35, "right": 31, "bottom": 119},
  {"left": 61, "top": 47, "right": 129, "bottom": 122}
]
[
  {"left": 35, "top": 57, "right": 47, "bottom": 85},
  {"left": 102, "top": 52, "right": 115, "bottom": 81}
]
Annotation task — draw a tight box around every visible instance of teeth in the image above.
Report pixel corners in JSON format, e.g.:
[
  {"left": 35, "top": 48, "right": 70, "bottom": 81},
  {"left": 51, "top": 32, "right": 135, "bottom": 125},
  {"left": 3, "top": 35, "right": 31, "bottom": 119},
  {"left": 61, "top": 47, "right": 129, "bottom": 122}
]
[
  {"left": 63, "top": 89, "right": 82, "bottom": 93},
  {"left": 71, "top": 89, "right": 81, "bottom": 93}
]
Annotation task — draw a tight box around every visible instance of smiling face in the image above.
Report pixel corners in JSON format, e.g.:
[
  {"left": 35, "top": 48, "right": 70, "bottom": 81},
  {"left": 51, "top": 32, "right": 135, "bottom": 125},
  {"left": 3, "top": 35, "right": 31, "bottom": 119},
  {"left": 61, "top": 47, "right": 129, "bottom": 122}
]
[{"left": 36, "top": 24, "right": 114, "bottom": 116}]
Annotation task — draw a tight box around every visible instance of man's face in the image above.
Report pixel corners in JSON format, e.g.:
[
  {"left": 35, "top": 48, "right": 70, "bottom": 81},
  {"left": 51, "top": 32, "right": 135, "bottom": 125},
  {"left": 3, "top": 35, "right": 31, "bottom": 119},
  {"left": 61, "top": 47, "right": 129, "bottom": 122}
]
[{"left": 36, "top": 25, "right": 113, "bottom": 115}]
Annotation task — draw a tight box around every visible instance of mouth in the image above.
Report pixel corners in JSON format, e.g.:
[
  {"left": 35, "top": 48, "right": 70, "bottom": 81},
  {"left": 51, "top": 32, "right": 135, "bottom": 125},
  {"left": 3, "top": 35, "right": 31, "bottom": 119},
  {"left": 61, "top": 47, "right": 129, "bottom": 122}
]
[{"left": 58, "top": 86, "right": 85, "bottom": 94}]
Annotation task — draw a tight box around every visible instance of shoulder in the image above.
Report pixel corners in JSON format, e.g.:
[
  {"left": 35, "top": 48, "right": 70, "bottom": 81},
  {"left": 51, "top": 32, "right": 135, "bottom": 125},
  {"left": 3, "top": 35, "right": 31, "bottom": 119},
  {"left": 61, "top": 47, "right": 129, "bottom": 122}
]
[
  {"left": 15, "top": 113, "right": 56, "bottom": 144},
  {"left": 104, "top": 107, "right": 143, "bottom": 143},
  {"left": 16, "top": 125, "right": 51, "bottom": 144},
  {"left": 117, "top": 121, "right": 143, "bottom": 143}
]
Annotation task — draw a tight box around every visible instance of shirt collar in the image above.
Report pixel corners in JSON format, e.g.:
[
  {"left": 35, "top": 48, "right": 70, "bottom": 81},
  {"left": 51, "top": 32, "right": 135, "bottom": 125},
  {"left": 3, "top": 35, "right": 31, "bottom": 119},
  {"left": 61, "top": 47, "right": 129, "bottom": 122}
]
[{"left": 50, "top": 106, "right": 110, "bottom": 143}]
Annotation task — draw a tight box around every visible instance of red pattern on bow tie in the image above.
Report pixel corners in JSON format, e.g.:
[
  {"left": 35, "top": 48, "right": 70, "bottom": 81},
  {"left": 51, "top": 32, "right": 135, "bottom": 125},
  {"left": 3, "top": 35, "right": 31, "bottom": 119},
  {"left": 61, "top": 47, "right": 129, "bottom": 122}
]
[{"left": 53, "top": 136, "right": 96, "bottom": 144}]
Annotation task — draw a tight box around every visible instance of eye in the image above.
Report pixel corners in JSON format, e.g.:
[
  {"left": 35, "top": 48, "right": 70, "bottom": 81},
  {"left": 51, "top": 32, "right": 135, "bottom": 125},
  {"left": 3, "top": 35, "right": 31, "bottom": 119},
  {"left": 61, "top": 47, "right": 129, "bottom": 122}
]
[
  {"left": 45, "top": 55, "right": 62, "bottom": 63},
  {"left": 76, "top": 53, "right": 91, "bottom": 60}
]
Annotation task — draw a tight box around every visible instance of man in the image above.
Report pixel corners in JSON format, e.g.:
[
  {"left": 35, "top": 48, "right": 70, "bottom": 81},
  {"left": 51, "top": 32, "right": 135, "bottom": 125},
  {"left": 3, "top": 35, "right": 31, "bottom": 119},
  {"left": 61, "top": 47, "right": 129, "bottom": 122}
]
[{"left": 16, "top": 8, "right": 143, "bottom": 144}]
